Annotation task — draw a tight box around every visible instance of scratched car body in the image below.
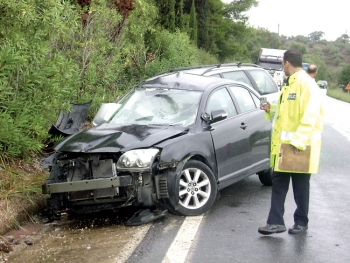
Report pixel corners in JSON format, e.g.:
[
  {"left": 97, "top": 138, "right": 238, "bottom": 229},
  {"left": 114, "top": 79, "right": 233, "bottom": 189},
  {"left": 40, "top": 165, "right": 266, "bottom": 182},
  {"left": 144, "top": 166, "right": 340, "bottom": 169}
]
[{"left": 42, "top": 72, "right": 272, "bottom": 221}]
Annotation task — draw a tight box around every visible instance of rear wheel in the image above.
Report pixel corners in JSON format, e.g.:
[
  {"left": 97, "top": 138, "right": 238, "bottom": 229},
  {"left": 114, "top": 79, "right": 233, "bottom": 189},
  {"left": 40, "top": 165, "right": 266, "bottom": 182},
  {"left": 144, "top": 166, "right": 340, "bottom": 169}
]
[
  {"left": 168, "top": 160, "right": 217, "bottom": 216},
  {"left": 257, "top": 167, "right": 273, "bottom": 186}
]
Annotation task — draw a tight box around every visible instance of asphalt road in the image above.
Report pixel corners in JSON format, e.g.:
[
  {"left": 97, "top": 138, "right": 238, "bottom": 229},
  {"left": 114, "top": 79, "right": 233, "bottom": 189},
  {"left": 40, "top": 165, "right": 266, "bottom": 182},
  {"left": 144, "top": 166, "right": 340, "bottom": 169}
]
[
  {"left": 4, "top": 95, "right": 350, "bottom": 263},
  {"left": 126, "top": 95, "right": 350, "bottom": 263}
]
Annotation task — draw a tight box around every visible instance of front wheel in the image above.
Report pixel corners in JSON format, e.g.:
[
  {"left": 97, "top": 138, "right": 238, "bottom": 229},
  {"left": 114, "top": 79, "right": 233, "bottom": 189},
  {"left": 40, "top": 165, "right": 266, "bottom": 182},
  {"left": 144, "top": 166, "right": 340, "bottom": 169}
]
[{"left": 169, "top": 160, "right": 217, "bottom": 216}]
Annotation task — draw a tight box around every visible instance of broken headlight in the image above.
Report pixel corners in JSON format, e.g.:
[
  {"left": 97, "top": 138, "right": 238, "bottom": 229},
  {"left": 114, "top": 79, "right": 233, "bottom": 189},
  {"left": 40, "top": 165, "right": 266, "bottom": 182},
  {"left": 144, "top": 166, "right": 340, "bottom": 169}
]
[{"left": 117, "top": 149, "right": 159, "bottom": 172}]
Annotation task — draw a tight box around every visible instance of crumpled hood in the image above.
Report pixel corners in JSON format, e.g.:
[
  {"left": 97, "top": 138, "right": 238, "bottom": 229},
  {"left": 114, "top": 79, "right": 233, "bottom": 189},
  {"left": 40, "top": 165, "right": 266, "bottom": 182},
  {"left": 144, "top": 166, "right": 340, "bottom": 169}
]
[{"left": 54, "top": 124, "right": 188, "bottom": 153}]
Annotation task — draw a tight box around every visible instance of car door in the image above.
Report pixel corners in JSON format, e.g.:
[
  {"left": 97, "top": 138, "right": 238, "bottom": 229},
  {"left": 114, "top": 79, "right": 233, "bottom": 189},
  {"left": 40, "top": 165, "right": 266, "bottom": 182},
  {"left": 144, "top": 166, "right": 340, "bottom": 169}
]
[
  {"left": 228, "top": 85, "right": 271, "bottom": 173},
  {"left": 206, "top": 87, "right": 252, "bottom": 186}
]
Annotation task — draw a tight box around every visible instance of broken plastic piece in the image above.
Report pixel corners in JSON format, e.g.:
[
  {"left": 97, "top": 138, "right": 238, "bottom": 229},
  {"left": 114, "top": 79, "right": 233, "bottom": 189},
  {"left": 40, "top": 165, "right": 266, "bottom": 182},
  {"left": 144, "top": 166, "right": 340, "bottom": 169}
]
[
  {"left": 48, "top": 100, "right": 92, "bottom": 137},
  {"left": 125, "top": 209, "right": 167, "bottom": 226}
]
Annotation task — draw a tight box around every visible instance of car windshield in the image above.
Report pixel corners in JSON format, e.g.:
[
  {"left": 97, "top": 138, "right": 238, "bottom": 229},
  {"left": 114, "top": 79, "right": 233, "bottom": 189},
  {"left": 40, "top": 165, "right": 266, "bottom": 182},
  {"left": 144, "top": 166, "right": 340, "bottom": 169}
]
[{"left": 109, "top": 87, "right": 202, "bottom": 127}]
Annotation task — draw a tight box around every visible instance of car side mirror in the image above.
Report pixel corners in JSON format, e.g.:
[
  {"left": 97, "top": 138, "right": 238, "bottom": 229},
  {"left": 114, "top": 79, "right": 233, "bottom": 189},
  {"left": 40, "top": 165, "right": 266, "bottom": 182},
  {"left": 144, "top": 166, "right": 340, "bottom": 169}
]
[
  {"left": 201, "top": 109, "right": 228, "bottom": 124},
  {"left": 211, "top": 109, "right": 228, "bottom": 123},
  {"left": 201, "top": 112, "right": 211, "bottom": 122},
  {"left": 93, "top": 103, "right": 121, "bottom": 126}
]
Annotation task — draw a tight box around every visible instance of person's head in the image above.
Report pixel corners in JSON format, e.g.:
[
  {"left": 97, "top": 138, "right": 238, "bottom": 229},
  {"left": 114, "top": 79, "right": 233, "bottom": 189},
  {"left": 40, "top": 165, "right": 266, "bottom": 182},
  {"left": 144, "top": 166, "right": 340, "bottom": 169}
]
[
  {"left": 307, "top": 64, "right": 318, "bottom": 78},
  {"left": 283, "top": 49, "right": 303, "bottom": 76}
]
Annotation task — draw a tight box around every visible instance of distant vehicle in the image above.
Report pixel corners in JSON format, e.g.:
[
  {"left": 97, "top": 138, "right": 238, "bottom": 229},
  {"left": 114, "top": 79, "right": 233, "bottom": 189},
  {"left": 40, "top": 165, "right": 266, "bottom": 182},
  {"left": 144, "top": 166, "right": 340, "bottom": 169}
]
[
  {"left": 317, "top": 80, "right": 328, "bottom": 89},
  {"left": 302, "top": 63, "right": 310, "bottom": 71},
  {"left": 257, "top": 48, "right": 286, "bottom": 88}
]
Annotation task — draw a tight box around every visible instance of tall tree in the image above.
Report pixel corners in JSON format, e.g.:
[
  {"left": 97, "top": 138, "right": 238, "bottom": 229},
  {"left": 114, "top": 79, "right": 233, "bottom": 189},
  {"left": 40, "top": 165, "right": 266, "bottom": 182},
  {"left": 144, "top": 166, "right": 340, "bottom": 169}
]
[
  {"left": 336, "top": 34, "right": 350, "bottom": 43},
  {"left": 195, "top": 0, "right": 210, "bottom": 49},
  {"left": 156, "top": 0, "right": 176, "bottom": 32},
  {"left": 224, "top": 0, "right": 258, "bottom": 22},
  {"left": 169, "top": 0, "right": 176, "bottom": 32},
  {"left": 175, "top": 0, "right": 184, "bottom": 30},
  {"left": 209, "top": 0, "right": 257, "bottom": 62},
  {"left": 189, "top": 0, "right": 198, "bottom": 45},
  {"left": 308, "top": 31, "right": 324, "bottom": 42},
  {"left": 339, "top": 64, "right": 350, "bottom": 87}
]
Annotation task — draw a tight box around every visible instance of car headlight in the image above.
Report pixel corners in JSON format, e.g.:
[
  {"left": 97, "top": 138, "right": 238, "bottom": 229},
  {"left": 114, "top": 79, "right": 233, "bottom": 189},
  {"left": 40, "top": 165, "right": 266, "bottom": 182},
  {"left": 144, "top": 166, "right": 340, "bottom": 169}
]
[{"left": 117, "top": 149, "right": 159, "bottom": 172}]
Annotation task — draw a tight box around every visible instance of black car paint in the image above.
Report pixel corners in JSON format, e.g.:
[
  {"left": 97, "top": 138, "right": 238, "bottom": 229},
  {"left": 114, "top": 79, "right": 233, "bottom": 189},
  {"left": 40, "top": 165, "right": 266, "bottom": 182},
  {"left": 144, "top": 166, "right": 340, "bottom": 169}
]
[
  {"left": 42, "top": 72, "right": 271, "bottom": 221},
  {"left": 54, "top": 124, "right": 189, "bottom": 153}
]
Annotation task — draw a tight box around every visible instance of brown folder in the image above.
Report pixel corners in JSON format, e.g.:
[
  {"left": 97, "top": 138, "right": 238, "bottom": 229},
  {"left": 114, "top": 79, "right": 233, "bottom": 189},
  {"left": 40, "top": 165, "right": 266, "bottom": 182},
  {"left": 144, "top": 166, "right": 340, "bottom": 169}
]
[{"left": 278, "top": 143, "right": 311, "bottom": 173}]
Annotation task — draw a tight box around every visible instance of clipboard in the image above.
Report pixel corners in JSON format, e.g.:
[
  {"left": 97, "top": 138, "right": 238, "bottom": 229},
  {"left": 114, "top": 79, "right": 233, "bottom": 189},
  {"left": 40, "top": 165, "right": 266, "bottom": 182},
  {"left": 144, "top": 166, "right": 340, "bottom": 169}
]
[{"left": 278, "top": 143, "right": 311, "bottom": 173}]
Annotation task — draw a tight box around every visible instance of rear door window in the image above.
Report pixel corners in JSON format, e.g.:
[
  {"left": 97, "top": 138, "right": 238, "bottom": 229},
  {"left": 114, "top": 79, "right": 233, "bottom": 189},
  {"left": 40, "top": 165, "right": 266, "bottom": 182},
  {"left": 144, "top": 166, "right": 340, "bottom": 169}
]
[
  {"left": 247, "top": 70, "right": 278, "bottom": 95},
  {"left": 228, "top": 86, "right": 257, "bottom": 113},
  {"left": 221, "top": 71, "right": 253, "bottom": 87}
]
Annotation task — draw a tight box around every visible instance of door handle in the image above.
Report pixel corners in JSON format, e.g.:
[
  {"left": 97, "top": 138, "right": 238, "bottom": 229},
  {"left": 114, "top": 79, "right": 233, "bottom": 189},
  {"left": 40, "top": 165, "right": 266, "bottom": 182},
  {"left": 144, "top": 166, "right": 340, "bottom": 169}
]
[{"left": 240, "top": 122, "right": 247, "bottom": 130}]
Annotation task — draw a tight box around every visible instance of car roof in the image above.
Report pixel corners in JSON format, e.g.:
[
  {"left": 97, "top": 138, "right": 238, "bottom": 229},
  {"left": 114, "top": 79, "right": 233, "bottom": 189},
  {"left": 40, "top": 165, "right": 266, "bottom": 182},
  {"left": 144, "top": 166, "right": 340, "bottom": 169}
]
[
  {"left": 164, "top": 63, "right": 262, "bottom": 76},
  {"left": 140, "top": 72, "right": 243, "bottom": 92}
]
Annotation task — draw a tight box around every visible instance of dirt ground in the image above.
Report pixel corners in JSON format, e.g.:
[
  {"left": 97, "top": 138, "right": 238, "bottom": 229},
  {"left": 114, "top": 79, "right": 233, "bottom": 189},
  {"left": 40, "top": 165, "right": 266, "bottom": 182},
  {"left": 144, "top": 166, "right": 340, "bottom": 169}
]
[
  {"left": 0, "top": 157, "right": 165, "bottom": 263},
  {"left": 0, "top": 157, "right": 149, "bottom": 263},
  {"left": 0, "top": 209, "right": 149, "bottom": 263}
]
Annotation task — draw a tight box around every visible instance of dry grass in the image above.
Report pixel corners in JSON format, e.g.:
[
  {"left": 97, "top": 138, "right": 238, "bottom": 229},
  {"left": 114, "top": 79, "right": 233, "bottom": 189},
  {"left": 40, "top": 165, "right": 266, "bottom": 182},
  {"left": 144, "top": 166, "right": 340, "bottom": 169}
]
[{"left": 0, "top": 156, "right": 48, "bottom": 235}]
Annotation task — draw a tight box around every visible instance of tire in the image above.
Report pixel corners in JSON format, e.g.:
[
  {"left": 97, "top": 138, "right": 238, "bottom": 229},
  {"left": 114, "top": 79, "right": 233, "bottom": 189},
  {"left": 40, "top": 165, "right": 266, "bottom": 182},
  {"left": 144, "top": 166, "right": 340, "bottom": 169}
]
[
  {"left": 257, "top": 167, "right": 273, "bottom": 186},
  {"left": 171, "top": 160, "right": 217, "bottom": 216}
]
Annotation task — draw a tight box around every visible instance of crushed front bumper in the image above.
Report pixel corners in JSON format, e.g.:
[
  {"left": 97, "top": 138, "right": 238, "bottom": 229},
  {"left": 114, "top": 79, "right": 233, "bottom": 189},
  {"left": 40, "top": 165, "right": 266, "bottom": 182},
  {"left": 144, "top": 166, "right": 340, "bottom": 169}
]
[{"left": 42, "top": 176, "right": 133, "bottom": 194}]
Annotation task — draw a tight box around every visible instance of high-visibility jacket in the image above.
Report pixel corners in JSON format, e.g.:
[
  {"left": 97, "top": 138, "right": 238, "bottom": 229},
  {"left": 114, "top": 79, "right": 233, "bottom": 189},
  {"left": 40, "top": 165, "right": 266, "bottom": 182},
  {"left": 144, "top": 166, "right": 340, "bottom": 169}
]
[{"left": 265, "top": 70, "right": 324, "bottom": 174}]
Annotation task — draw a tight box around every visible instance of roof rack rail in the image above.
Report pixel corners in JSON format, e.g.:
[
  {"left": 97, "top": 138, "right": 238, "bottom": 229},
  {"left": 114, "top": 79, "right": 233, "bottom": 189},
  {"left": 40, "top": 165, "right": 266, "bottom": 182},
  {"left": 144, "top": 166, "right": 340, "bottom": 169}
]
[
  {"left": 154, "top": 62, "right": 261, "bottom": 77},
  {"left": 155, "top": 62, "right": 261, "bottom": 76}
]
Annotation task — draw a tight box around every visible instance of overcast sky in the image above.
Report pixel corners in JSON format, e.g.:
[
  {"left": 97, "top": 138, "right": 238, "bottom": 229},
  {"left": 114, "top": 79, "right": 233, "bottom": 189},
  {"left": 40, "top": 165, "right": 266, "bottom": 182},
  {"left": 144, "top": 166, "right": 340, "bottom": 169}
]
[{"left": 223, "top": 0, "right": 349, "bottom": 41}]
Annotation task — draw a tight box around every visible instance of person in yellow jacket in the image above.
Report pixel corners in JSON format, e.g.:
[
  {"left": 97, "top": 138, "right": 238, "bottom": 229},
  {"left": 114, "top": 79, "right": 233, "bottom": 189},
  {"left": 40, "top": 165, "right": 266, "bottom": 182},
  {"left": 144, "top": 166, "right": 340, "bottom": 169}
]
[{"left": 258, "top": 49, "right": 324, "bottom": 235}]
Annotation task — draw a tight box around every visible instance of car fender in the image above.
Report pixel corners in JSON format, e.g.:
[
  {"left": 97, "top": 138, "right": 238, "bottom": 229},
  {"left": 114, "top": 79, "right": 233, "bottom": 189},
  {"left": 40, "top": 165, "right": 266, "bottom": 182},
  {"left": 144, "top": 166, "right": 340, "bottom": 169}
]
[{"left": 156, "top": 132, "right": 217, "bottom": 177}]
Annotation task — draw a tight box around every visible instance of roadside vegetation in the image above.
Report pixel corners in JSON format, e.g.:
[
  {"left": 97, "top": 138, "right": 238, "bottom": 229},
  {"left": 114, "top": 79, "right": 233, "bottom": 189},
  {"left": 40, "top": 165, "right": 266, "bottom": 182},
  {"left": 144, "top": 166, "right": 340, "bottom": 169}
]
[
  {"left": 327, "top": 87, "right": 350, "bottom": 103},
  {"left": 0, "top": 0, "right": 350, "bottom": 232}
]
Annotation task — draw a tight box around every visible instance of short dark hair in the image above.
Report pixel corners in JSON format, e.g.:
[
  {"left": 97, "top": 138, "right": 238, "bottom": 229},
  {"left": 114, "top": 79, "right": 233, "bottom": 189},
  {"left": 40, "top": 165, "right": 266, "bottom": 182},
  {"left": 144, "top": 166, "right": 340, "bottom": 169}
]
[
  {"left": 307, "top": 64, "right": 318, "bottom": 74},
  {"left": 283, "top": 49, "right": 302, "bottom": 68}
]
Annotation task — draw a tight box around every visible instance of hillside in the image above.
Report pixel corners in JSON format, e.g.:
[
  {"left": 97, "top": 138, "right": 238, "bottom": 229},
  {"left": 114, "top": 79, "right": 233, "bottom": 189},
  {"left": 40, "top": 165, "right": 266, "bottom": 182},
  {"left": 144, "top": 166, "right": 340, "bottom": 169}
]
[{"left": 283, "top": 36, "right": 350, "bottom": 85}]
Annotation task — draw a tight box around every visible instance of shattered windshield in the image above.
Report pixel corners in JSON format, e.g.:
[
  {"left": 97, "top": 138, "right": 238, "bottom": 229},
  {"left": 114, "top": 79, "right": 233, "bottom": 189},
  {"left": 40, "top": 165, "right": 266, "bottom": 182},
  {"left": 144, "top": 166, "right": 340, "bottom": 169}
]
[{"left": 109, "top": 87, "right": 202, "bottom": 127}]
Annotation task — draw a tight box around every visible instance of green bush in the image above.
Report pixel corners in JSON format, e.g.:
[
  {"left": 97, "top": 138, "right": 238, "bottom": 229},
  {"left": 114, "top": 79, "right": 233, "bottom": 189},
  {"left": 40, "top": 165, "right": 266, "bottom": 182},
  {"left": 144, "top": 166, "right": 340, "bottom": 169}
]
[{"left": 0, "top": 0, "right": 220, "bottom": 160}]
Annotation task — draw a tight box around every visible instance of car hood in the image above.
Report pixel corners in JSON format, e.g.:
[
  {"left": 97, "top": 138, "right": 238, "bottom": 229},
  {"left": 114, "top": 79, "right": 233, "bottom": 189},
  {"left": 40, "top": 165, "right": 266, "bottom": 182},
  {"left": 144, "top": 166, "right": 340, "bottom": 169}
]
[{"left": 54, "top": 124, "right": 189, "bottom": 153}]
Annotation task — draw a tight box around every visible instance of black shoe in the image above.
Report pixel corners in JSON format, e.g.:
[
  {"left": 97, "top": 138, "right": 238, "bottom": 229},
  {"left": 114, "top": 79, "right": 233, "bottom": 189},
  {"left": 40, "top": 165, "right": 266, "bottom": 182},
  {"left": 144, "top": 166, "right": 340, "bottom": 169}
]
[
  {"left": 288, "top": 225, "right": 308, "bottom": 234},
  {"left": 258, "top": 224, "right": 286, "bottom": 235}
]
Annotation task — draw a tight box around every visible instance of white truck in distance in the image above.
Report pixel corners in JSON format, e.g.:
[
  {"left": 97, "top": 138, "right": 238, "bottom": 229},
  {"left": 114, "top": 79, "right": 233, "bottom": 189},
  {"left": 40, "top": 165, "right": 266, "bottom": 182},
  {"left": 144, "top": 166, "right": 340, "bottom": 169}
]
[{"left": 257, "top": 48, "right": 286, "bottom": 88}]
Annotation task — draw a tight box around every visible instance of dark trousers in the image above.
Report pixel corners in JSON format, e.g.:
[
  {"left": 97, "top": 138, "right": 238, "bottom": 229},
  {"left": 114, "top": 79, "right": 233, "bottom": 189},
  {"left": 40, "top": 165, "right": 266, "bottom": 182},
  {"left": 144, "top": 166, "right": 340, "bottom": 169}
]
[{"left": 267, "top": 171, "right": 311, "bottom": 227}]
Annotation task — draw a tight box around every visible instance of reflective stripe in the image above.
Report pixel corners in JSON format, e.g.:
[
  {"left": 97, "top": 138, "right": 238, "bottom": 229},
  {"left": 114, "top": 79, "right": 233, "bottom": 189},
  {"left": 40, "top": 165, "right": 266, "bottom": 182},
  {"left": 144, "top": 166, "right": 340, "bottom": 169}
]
[{"left": 280, "top": 131, "right": 322, "bottom": 141}]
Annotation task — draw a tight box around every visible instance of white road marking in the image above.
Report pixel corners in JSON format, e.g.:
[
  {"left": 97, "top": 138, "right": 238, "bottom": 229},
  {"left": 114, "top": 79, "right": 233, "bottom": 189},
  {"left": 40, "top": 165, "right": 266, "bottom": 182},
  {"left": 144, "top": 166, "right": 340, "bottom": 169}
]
[
  {"left": 161, "top": 215, "right": 203, "bottom": 263},
  {"left": 114, "top": 224, "right": 151, "bottom": 263}
]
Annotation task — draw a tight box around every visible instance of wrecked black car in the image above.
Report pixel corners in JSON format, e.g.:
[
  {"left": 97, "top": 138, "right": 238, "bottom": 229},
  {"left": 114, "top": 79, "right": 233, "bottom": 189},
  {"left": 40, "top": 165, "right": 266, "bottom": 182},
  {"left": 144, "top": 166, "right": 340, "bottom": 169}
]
[{"left": 42, "top": 72, "right": 272, "bottom": 224}]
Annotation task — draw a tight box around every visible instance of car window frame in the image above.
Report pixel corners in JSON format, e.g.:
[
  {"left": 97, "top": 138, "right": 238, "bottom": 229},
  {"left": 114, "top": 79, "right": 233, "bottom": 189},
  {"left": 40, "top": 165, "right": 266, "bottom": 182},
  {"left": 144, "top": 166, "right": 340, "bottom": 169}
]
[
  {"left": 227, "top": 84, "right": 260, "bottom": 115},
  {"left": 205, "top": 86, "right": 238, "bottom": 121}
]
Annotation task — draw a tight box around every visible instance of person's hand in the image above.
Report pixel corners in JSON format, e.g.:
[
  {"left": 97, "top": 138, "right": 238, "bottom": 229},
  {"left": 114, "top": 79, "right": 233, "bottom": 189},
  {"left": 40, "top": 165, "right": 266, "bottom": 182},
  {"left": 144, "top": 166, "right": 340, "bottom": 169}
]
[{"left": 260, "top": 101, "right": 271, "bottom": 113}]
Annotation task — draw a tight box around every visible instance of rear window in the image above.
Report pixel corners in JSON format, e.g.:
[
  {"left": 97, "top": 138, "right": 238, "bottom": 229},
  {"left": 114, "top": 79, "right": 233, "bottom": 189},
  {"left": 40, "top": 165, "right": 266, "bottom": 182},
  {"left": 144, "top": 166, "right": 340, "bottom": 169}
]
[
  {"left": 248, "top": 70, "right": 278, "bottom": 95},
  {"left": 221, "top": 71, "right": 253, "bottom": 87}
]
